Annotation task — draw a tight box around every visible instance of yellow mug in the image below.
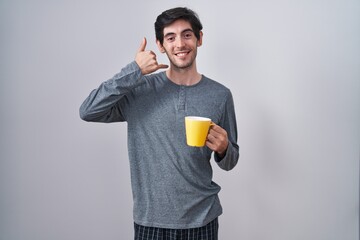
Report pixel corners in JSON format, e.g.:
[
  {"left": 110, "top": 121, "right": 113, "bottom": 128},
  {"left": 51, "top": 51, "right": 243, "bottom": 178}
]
[{"left": 185, "top": 116, "right": 213, "bottom": 147}]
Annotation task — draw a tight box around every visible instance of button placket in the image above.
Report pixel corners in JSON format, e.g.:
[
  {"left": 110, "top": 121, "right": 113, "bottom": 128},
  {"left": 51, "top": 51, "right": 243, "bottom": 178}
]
[{"left": 178, "top": 86, "right": 186, "bottom": 111}]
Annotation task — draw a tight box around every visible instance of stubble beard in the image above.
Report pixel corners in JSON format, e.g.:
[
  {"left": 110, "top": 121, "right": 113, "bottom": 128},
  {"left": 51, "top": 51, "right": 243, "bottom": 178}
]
[{"left": 166, "top": 48, "right": 197, "bottom": 71}]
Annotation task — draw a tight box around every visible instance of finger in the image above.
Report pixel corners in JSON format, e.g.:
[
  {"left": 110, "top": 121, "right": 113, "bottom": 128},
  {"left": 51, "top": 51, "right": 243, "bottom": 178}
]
[
  {"left": 137, "top": 37, "right": 147, "bottom": 52},
  {"left": 206, "top": 140, "right": 215, "bottom": 149},
  {"left": 210, "top": 124, "right": 226, "bottom": 135},
  {"left": 157, "top": 64, "right": 169, "bottom": 69},
  {"left": 149, "top": 50, "right": 157, "bottom": 58},
  {"left": 208, "top": 128, "right": 223, "bottom": 138},
  {"left": 205, "top": 140, "right": 218, "bottom": 152},
  {"left": 208, "top": 129, "right": 228, "bottom": 147},
  {"left": 210, "top": 123, "right": 221, "bottom": 131},
  {"left": 209, "top": 123, "right": 219, "bottom": 133},
  {"left": 206, "top": 135, "right": 228, "bottom": 155},
  {"left": 206, "top": 133, "right": 217, "bottom": 144}
]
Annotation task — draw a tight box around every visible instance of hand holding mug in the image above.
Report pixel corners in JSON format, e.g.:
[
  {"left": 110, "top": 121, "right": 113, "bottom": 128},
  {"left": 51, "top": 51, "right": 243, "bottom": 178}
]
[
  {"left": 185, "top": 116, "right": 228, "bottom": 157},
  {"left": 206, "top": 123, "right": 229, "bottom": 157}
]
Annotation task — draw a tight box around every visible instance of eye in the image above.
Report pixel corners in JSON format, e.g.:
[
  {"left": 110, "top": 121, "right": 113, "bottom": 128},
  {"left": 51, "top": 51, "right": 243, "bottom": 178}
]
[
  {"left": 184, "top": 32, "right": 193, "bottom": 39},
  {"left": 166, "top": 35, "right": 175, "bottom": 42}
]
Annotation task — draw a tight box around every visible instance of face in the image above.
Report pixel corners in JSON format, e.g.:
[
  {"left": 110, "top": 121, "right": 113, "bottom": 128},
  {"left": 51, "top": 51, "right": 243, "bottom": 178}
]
[{"left": 157, "top": 19, "right": 203, "bottom": 70}]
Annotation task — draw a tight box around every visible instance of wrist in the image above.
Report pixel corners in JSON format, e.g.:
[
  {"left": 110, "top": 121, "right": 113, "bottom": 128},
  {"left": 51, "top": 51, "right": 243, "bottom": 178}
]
[
  {"left": 216, "top": 141, "right": 229, "bottom": 158},
  {"left": 216, "top": 148, "right": 226, "bottom": 158}
]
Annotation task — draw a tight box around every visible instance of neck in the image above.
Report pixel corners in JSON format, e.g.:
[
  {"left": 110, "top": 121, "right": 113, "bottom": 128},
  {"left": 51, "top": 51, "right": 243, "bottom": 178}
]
[{"left": 166, "top": 63, "right": 202, "bottom": 86}]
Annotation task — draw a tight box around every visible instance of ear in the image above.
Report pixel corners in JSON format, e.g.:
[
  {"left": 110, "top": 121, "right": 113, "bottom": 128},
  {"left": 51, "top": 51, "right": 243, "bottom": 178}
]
[
  {"left": 197, "top": 31, "right": 203, "bottom": 47},
  {"left": 156, "top": 40, "right": 166, "bottom": 53}
]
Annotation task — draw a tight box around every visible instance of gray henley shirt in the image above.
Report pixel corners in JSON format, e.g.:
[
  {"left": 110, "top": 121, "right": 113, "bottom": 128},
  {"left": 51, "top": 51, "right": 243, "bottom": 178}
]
[{"left": 80, "top": 61, "right": 239, "bottom": 229}]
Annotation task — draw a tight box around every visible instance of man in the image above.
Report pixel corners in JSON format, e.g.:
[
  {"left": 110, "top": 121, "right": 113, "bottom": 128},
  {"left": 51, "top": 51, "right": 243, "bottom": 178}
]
[{"left": 80, "top": 7, "right": 239, "bottom": 240}]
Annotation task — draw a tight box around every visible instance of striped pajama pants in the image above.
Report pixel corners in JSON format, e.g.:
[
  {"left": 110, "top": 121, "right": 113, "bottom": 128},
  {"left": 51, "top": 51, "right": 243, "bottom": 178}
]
[{"left": 134, "top": 218, "right": 218, "bottom": 240}]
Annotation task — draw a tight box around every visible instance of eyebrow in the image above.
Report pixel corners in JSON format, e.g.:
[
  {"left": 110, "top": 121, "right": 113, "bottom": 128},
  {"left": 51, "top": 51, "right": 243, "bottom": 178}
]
[{"left": 164, "top": 28, "right": 194, "bottom": 38}]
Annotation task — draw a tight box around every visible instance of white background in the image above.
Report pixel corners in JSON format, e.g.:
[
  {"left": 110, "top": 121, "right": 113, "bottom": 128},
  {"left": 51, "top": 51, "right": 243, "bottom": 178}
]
[{"left": 1, "top": 0, "right": 359, "bottom": 239}]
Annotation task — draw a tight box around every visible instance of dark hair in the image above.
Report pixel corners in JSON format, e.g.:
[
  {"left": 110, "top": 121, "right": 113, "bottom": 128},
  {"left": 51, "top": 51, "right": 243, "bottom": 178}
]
[{"left": 155, "top": 7, "right": 203, "bottom": 45}]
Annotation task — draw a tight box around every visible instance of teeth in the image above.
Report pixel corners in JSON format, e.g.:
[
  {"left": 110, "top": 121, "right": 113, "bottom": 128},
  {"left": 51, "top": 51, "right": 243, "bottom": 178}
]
[{"left": 177, "top": 52, "right": 187, "bottom": 57}]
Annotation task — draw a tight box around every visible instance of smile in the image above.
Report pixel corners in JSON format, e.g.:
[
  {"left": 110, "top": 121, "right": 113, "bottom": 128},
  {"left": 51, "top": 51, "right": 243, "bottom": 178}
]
[{"left": 175, "top": 51, "right": 190, "bottom": 57}]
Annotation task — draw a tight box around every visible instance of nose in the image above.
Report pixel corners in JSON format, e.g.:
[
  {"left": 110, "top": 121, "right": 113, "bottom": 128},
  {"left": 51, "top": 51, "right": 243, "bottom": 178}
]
[{"left": 175, "top": 37, "right": 185, "bottom": 48}]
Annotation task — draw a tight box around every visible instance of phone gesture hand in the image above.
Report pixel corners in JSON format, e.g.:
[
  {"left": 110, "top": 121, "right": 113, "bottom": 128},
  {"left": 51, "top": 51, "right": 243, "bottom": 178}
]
[{"left": 135, "top": 37, "right": 168, "bottom": 75}]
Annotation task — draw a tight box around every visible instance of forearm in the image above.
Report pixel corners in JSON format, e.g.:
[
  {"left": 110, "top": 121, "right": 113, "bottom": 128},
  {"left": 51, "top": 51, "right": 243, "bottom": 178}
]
[
  {"left": 214, "top": 91, "right": 239, "bottom": 171},
  {"left": 79, "top": 61, "right": 143, "bottom": 122},
  {"left": 215, "top": 141, "right": 239, "bottom": 171}
]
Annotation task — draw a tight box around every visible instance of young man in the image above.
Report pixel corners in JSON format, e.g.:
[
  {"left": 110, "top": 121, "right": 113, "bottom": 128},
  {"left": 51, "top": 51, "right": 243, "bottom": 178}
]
[{"left": 80, "top": 7, "right": 239, "bottom": 240}]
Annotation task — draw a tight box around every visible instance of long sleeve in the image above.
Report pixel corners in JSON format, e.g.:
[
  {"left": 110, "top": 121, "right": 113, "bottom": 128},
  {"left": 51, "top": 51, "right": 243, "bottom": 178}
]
[
  {"left": 214, "top": 91, "right": 239, "bottom": 171},
  {"left": 79, "top": 61, "right": 143, "bottom": 122},
  {"left": 79, "top": 68, "right": 239, "bottom": 228}
]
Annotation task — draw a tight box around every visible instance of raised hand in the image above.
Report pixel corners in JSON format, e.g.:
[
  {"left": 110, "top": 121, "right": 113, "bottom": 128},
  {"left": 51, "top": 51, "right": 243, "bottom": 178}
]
[{"left": 135, "top": 37, "right": 168, "bottom": 75}]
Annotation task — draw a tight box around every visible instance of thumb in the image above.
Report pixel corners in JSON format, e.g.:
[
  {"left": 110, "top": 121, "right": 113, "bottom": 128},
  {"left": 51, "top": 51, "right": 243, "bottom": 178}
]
[{"left": 137, "top": 37, "right": 147, "bottom": 52}]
